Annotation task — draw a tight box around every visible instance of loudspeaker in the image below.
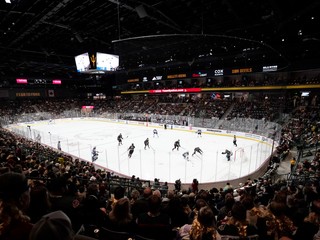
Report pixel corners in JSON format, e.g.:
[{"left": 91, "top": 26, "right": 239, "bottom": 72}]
[{"left": 48, "top": 89, "right": 55, "bottom": 97}]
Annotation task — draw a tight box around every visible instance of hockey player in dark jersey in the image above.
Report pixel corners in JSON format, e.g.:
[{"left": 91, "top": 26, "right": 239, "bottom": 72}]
[
  {"left": 92, "top": 146, "right": 99, "bottom": 162},
  {"left": 128, "top": 143, "right": 135, "bottom": 158},
  {"left": 233, "top": 135, "right": 238, "bottom": 147},
  {"left": 144, "top": 138, "right": 150, "bottom": 150},
  {"left": 222, "top": 149, "right": 232, "bottom": 161},
  {"left": 172, "top": 139, "right": 181, "bottom": 151},
  {"left": 192, "top": 147, "right": 203, "bottom": 156},
  {"left": 182, "top": 151, "right": 190, "bottom": 161},
  {"left": 117, "top": 133, "right": 123, "bottom": 146}
]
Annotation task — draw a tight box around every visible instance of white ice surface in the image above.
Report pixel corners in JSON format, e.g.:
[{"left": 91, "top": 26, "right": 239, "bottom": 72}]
[{"left": 10, "top": 118, "right": 272, "bottom": 184}]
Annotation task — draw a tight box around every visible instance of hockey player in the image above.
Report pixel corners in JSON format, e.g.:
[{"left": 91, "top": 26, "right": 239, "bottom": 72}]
[
  {"left": 57, "top": 141, "right": 61, "bottom": 151},
  {"left": 233, "top": 135, "right": 238, "bottom": 147},
  {"left": 92, "top": 146, "right": 99, "bottom": 162},
  {"left": 144, "top": 138, "right": 150, "bottom": 150},
  {"left": 172, "top": 139, "right": 181, "bottom": 151},
  {"left": 153, "top": 129, "right": 159, "bottom": 137},
  {"left": 128, "top": 143, "right": 135, "bottom": 158},
  {"left": 182, "top": 151, "right": 190, "bottom": 161},
  {"left": 196, "top": 129, "right": 202, "bottom": 137},
  {"left": 222, "top": 149, "right": 232, "bottom": 161},
  {"left": 192, "top": 147, "right": 203, "bottom": 156},
  {"left": 117, "top": 133, "right": 123, "bottom": 146}
]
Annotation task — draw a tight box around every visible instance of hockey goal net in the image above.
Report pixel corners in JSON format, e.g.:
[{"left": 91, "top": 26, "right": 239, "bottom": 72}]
[{"left": 233, "top": 148, "right": 247, "bottom": 162}]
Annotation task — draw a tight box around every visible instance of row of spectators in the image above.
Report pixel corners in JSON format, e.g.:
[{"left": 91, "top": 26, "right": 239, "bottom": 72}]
[
  {"left": 283, "top": 103, "right": 320, "bottom": 181},
  {"left": 0, "top": 94, "right": 318, "bottom": 239},
  {"left": 0, "top": 92, "right": 315, "bottom": 126},
  {"left": 1, "top": 144, "right": 320, "bottom": 240}
]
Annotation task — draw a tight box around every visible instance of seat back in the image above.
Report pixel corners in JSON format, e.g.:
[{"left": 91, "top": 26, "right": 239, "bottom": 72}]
[
  {"left": 136, "top": 223, "right": 173, "bottom": 240},
  {"left": 220, "top": 234, "right": 259, "bottom": 240},
  {"left": 134, "top": 235, "right": 155, "bottom": 240},
  {"left": 98, "top": 227, "right": 133, "bottom": 240}
]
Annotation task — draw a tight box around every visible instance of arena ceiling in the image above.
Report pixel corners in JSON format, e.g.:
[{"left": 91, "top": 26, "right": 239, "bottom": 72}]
[{"left": 0, "top": 0, "right": 319, "bottom": 79}]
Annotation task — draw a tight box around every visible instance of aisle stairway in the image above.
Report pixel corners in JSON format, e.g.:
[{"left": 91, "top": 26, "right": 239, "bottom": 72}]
[{"left": 214, "top": 102, "right": 236, "bottom": 129}]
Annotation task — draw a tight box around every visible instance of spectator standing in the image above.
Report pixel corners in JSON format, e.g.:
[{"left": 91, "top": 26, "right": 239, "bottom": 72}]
[
  {"left": 290, "top": 157, "right": 296, "bottom": 172},
  {"left": 191, "top": 178, "right": 199, "bottom": 194}
]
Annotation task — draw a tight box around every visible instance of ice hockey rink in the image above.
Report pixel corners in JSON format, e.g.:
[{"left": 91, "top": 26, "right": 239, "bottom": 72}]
[{"left": 8, "top": 118, "right": 274, "bottom": 184}]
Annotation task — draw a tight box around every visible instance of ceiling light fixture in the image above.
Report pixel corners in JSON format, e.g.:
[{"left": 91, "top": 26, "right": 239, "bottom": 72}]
[
  {"left": 75, "top": 33, "right": 84, "bottom": 43},
  {"left": 5, "top": 0, "right": 11, "bottom": 3}
]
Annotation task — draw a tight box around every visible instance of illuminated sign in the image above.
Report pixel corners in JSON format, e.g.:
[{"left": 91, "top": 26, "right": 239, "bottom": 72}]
[
  {"left": 127, "top": 78, "right": 139, "bottom": 83},
  {"left": 263, "top": 65, "right": 277, "bottom": 72},
  {"left": 231, "top": 68, "right": 253, "bottom": 74},
  {"left": 214, "top": 69, "right": 224, "bottom": 76},
  {"left": 16, "top": 92, "right": 41, "bottom": 97},
  {"left": 167, "top": 73, "right": 187, "bottom": 79},
  {"left": 52, "top": 80, "right": 62, "bottom": 85},
  {"left": 16, "top": 79, "right": 28, "bottom": 84},
  {"left": 34, "top": 79, "right": 47, "bottom": 84},
  {"left": 152, "top": 76, "right": 163, "bottom": 81},
  {"left": 149, "top": 88, "right": 201, "bottom": 94},
  {"left": 192, "top": 72, "right": 207, "bottom": 77},
  {"left": 81, "top": 106, "right": 94, "bottom": 109}
]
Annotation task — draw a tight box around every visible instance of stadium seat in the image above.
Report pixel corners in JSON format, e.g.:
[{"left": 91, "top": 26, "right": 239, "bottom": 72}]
[
  {"left": 134, "top": 235, "right": 155, "bottom": 240},
  {"left": 98, "top": 227, "right": 133, "bottom": 240},
  {"left": 220, "top": 235, "right": 259, "bottom": 240}
]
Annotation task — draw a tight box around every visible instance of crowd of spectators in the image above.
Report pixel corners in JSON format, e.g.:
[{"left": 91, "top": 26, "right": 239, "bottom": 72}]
[
  {"left": 0, "top": 93, "right": 319, "bottom": 239},
  {"left": 0, "top": 92, "right": 301, "bottom": 126}
]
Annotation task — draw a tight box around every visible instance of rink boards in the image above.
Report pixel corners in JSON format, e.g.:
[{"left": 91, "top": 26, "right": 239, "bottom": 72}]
[{"left": 8, "top": 118, "right": 275, "bottom": 183}]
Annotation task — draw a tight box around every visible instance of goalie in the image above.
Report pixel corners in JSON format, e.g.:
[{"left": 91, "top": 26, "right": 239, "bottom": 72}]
[{"left": 222, "top": 149, "right": 232, "bottom": 161}]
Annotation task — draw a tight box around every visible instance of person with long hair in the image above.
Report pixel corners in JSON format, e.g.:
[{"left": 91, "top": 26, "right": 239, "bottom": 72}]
[
  {"left": 105, "top": 197, "right": 136, "bottom": 234},
  {"left": 27, "top": 183, "right": 51, "bottom": 223},
  {"left": 0, "top": 172, "right": 33, "bottom": 240},
  {"left": 218, "top": 202, "right": 258, "bottom": 239},
  {"left": 179, "top": 206, "right": 221, "bottom": 240}
]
